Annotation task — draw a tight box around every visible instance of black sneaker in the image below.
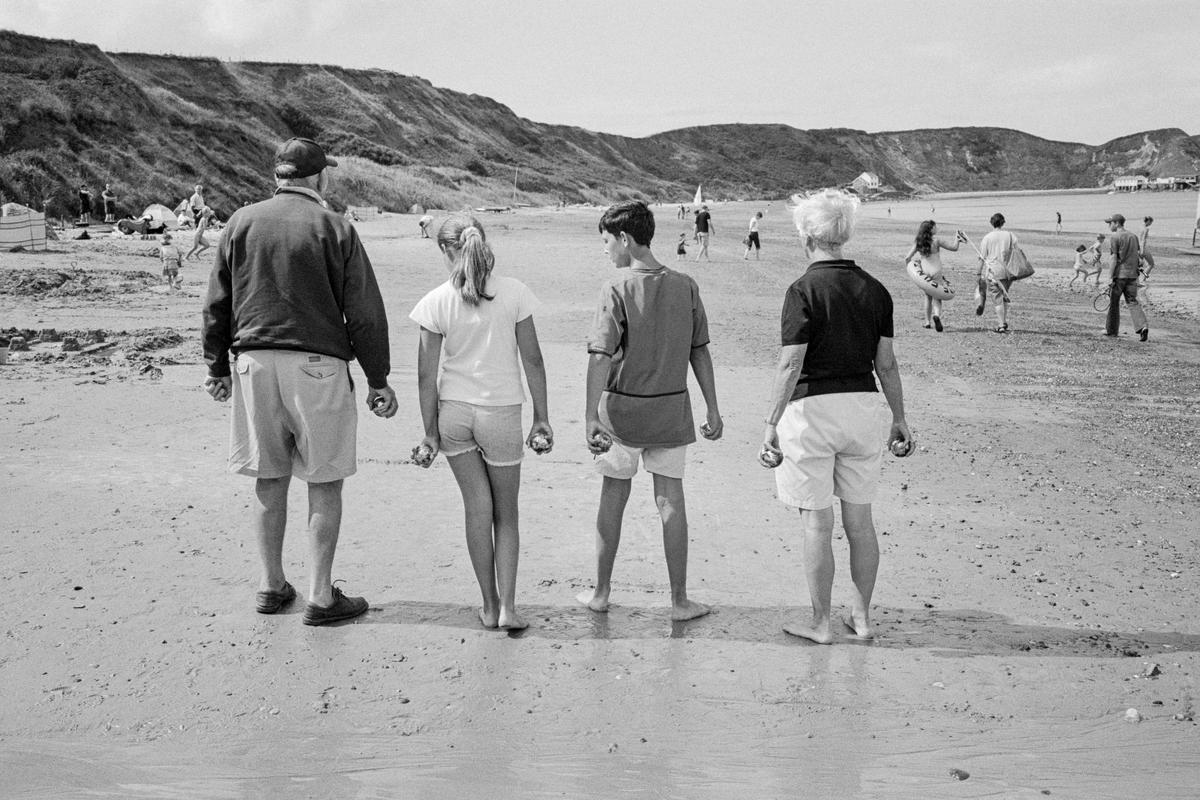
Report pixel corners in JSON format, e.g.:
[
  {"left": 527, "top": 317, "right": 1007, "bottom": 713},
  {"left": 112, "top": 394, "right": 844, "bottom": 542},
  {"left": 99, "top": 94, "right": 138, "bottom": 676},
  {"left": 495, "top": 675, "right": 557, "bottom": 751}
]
[
  {"left": 1138, "top": 328, "right": 1149, "bottom": 342},
  {"left": 303, "top": 586, "right": 369, "bottom": 626},
  {"left": 933, "top": 315, "right": 943, "bottom": 332}
]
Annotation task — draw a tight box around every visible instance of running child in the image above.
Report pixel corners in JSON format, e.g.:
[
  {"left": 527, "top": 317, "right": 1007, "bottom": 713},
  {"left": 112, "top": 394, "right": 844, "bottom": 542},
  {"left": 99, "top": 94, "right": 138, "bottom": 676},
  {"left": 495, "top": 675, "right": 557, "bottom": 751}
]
[
  {"left": 186, "top": 208, "right": 216, "bottom": 261},
  {"left": 1068, "top": 244, "right": 1097, "bottom": 287},
  {"left": 676, "top": 232, "right": 688, "bottom": 260},
  {"left": 409, "top": 214, "right": 552, "bottom": 631},
  {"left": 160, "top": 232, "right": 183, "bottom": 290},
  {"left": 577, "top": 201, "right": 722, "bottom": 621}
]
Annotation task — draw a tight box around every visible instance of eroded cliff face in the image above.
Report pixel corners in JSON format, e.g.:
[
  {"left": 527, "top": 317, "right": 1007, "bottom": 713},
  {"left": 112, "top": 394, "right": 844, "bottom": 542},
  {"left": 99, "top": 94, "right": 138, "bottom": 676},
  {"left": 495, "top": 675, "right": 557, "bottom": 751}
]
[{"left": 1, "top": 30, "right": 1196, "bottom": 216}]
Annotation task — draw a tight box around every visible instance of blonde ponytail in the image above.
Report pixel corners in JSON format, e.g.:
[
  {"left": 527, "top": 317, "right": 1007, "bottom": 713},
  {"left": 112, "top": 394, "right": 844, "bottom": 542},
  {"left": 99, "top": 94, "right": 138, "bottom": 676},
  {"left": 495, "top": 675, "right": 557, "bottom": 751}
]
[{"left": 438, "top": 215, "right": 495, "bottom": 305}]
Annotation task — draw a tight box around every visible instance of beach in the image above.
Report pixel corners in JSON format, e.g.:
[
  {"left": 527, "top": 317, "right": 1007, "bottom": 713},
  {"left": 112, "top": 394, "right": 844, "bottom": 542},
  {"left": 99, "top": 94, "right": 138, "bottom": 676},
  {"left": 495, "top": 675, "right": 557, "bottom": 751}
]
[{"left": 2, "top": 206, "right": 1198, "bottom": 799}]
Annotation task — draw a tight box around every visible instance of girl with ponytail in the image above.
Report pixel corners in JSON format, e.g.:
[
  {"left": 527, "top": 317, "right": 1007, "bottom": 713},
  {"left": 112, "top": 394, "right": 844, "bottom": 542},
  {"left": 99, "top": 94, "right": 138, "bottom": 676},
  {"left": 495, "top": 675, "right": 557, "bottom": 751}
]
[{"left": 409, "top": 214, "right": 552, "bottom": 630}]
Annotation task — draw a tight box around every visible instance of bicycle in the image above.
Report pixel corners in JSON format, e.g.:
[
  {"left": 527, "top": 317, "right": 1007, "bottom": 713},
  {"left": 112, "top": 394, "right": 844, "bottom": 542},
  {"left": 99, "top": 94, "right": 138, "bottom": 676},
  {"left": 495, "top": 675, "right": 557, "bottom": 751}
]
[{"left": 1093, "top": 271, "right": 1151, "bottom": 312}]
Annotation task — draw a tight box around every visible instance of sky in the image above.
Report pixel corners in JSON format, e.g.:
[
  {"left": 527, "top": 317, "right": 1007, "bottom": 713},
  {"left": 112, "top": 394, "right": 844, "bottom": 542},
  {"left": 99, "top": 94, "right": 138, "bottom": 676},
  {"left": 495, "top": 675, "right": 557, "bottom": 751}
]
[{"left": 2, "top": 0, "right": 1197, "bottom": 145}]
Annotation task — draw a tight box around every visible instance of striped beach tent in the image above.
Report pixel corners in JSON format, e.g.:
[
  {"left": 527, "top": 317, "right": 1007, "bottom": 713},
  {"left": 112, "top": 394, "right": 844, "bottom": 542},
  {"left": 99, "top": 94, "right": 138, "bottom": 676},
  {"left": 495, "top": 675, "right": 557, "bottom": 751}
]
[{"left": 0, "top": 203, "right": 46, "bottom": 251}]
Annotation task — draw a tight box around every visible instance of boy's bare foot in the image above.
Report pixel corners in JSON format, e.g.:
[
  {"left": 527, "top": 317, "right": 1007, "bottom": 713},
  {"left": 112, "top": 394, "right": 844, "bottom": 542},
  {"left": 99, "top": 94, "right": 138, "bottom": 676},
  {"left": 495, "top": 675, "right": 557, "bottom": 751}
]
[
  {"left": 783, "top": 617, "right": 834, "bottom": 644},
  {"left": 478, "top": 608, "right": 499, "bottom": 629},
  {"left": 841, "top": 616, "right": 875, "bottom": 640},
  {"left": 498, "top": 609, "right": 528, "bottom": 630},
  {"left": 575, "top": 589, "right": 609, "bottom": 612},
  {"left": 670, "top": 599, "right": 711, "bottom": 621}
]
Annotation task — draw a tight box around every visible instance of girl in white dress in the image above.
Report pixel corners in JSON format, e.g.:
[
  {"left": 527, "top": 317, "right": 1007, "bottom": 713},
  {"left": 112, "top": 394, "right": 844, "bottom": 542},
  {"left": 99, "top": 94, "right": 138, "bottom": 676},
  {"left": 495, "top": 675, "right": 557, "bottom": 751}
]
[{"left": 903, "top": 220, "right": 964, "bottom": 331}]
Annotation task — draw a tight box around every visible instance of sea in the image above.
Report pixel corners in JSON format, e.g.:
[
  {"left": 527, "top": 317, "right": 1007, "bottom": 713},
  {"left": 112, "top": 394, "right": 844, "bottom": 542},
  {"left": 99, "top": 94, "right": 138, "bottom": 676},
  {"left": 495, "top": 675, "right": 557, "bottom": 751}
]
[{"left": 860, "top": 189, "right": 1200, "bottom": 244}]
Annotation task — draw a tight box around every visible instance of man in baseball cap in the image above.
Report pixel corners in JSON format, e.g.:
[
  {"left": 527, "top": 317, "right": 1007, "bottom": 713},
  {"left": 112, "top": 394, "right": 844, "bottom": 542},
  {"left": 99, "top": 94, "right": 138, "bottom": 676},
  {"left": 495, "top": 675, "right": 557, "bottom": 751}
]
[
  {"left": 274, "top": 137, "right": 339, "bottom": 179},
  {"left": 203, "top": 136, "right": 395, "bottom": 625},
  {"left": 1103, "top": 213, "right": 1149, "bottom": 340}
]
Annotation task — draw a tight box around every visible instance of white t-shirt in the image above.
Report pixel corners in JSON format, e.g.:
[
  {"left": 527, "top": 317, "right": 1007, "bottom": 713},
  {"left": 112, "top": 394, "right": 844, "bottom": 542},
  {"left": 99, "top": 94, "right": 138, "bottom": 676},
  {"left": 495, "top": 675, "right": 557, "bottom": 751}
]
[
  {"left": 409, "top": 275, "right": 539, "bottom": 405},
  {"left": 979, "top": 229, "right": 1015, "bottom": 275},
  {"left": 748, "top": 215, "right": 760, "bottom": 233}
]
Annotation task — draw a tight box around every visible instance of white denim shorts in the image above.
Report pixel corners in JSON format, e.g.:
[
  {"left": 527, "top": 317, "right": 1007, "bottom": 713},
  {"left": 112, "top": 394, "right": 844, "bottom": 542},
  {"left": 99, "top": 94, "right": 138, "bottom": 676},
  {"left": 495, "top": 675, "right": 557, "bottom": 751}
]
[{"left": 438, "top": 400, "right": 524, "bottom": 466}]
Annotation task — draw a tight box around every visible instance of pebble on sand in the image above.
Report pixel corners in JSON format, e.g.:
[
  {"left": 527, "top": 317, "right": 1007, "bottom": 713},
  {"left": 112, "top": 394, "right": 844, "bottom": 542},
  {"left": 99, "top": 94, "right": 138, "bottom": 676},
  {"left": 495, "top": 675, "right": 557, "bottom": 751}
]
[
  {"left": 1124, "top": 708, "right": 1142, "bottom": 722},
  {"left": 948, "top": 768, "right": 970, "bottom": 781}
]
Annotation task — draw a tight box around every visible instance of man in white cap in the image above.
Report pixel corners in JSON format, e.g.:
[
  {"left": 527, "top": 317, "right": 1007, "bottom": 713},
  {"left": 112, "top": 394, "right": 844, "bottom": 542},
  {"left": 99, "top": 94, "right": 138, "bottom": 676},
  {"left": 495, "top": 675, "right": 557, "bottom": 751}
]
[{"left": 202, "top": 137, "right": 397, "bottom": 625}]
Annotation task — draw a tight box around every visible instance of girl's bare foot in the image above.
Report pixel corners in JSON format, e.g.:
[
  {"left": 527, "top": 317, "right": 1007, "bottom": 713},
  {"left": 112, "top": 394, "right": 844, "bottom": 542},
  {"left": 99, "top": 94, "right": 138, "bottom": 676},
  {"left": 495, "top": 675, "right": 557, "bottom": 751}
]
[
  {"left": 783, "top": 617, "right": 834, "bottom": 644},
  {"left": 842, "top": 616, "right": 875, "bottom": 640},
  {"left": 498, "top": 608, "right": 528, "bottom": 630},
  {"left": 478, "top": 608, "right": 499, "bottom": 629},
  {"left": 670, "top": 599, "right": 711, "bottom": 621},
  {"left": 575, "top": 589, "right": 609, "bottom": 612}
]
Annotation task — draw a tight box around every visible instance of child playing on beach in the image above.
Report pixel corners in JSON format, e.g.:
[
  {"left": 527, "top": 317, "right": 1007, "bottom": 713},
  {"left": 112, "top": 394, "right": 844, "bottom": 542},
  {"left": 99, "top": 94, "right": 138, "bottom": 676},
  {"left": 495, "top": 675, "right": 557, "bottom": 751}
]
[
  {"left": 1069, "top": 236, "right": 1104, "bottom": 287},
  {"left": 1068, "top": 244, "right": 1096, "bottom": 287},
  {"left": 577, "top": 201, "right": 723, "bottom": 621},
  {"left": 409, "top": 214, "right": 552, "bottom": 631},
  {"left": 159, "top": 233, "right": 182, "bottom": 290},
  {"left": 676, "top": 232, "right": 687, "bottom": 260},
  {"left": 185, "top": 208, "right": 215, "bottom": 261}
]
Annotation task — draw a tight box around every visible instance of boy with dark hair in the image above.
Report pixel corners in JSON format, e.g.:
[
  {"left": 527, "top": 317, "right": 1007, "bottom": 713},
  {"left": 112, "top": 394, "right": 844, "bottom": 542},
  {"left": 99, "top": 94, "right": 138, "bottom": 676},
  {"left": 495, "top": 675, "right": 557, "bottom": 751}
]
[{"left": 577, "top": 201, "right": 723, "bottom": 621}]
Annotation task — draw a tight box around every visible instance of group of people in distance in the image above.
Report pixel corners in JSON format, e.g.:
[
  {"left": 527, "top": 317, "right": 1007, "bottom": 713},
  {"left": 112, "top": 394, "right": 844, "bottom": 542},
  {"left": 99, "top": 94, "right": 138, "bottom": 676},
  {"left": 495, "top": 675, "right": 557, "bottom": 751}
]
[
  {"left": 904, "top": 211, "right": 1152, "bottom": 340},
  {"left": 201, "top": 138, "right": 912, "bottom": 643}
]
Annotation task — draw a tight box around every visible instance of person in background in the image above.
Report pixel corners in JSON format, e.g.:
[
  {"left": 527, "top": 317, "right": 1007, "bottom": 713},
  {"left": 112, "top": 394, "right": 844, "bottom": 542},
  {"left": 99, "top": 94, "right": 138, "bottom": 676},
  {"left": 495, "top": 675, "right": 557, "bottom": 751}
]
[
  {"left": 78, "top": 184, "right": 92, "bottom": 225},
  {"left": 101, "top": 184, "right": 117, "bottom": 223},
  {"left": 902, "top": 219, "right": 964, "bottom": 331},
  {"left": 744, "top": 211, "right": 764, "bottom": 260},
  {"left": 1103, "top": 213, "right": 1149, "bottom": 341},
  {"left": 1138, "top": 216, "right": 1155, "bottom": 282}
]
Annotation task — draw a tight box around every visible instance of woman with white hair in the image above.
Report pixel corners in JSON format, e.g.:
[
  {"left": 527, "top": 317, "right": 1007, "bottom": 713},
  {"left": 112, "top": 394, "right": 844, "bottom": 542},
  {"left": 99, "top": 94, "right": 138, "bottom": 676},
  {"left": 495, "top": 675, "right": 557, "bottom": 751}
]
[{"left": 759, "top": 189, "right": 913, "bottom": 644}]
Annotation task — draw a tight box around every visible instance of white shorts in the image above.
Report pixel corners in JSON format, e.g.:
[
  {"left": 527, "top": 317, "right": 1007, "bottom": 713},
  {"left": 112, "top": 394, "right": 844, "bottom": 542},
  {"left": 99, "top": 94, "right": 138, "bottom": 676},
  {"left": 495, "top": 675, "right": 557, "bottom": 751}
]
[
  {"left": 230, "top": 350, "right": 357, "bottom": 483},
  {"left": 595, "top": 441, "right": 687, "bottom": 480},
  {"left": 438, "top": 400, "right": 523, "bottom": 466},
  {"left": 774, "top": 392, "right": 885, "bottom": 509}
]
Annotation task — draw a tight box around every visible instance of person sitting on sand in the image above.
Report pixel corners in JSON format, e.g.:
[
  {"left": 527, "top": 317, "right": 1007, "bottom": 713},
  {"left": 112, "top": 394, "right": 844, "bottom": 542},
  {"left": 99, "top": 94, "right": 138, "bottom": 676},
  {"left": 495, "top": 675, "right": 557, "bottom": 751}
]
[
  {"left": 577, "top": 201, "right": 723, "bottom": 621},
  {"left": 902, "top": 220, "right": 964, "bottom": 331},
  {"left": 185, "top": 208, "right": 215, "bottom": 260},
  {"left": 409, "top": 214, "right": 552, "bottom": 631},
  {"left": 759, "top": 188, "right": 912, "bottom": 644},
  {"left": 160, "top": 232, "right": 183, "bottom": 291}
]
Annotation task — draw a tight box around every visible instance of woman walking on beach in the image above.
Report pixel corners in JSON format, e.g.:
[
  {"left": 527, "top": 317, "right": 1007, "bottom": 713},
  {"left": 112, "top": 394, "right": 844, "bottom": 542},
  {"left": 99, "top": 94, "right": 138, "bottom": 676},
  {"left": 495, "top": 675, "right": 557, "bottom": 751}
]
[
  {"left": 902, "top": 220, "right": 963, "bottom": 331},
  {"left": 409, "top": 214, "right": 552, "bottom": 631},
  {"left": 1139, "top": 216, "right": 1155, "bottom": 282}
]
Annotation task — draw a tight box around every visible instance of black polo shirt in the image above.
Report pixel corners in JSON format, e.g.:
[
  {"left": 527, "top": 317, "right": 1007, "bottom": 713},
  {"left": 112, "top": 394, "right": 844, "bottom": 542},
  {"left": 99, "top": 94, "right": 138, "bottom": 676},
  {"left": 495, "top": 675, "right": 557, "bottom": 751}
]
[{"left": 780, "top": 259, "right": 893, "bottom": 401}]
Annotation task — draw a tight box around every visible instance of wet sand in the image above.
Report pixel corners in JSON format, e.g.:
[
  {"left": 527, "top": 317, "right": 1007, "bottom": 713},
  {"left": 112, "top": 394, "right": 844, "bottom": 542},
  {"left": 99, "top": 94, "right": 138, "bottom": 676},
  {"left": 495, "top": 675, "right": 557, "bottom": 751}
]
[{"left": 2, "top": 206, "right": 1198, "bottom": 798}]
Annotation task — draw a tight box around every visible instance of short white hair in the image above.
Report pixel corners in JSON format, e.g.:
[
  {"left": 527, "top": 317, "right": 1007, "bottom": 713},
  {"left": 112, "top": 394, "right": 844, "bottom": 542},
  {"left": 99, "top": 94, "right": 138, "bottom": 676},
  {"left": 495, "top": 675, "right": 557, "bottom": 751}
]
[{"left": 791, "top": 188, "right": 859, "bottom": 247}]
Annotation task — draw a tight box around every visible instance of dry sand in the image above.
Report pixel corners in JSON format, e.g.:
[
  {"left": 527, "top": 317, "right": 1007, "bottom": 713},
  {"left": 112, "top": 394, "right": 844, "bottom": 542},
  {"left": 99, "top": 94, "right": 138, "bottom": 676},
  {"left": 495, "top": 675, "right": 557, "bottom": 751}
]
[{"left": 2, "top": 206, "right": 1198, "bottom": 799}]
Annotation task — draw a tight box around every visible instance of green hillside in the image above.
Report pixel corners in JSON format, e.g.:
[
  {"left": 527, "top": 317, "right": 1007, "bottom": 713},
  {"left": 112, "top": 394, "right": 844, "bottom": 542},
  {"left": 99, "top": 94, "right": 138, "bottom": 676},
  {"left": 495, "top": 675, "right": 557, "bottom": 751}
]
[{"left": 1, "top": 30, "right": 1197, "bottom": 220}]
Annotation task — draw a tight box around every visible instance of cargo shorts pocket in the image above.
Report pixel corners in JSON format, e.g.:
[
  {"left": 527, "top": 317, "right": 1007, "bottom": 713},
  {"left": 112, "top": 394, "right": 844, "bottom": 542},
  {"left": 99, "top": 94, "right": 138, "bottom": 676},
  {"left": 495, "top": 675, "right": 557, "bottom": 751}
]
[{"left": 300, "top": 363, "right": 339, "bottom": 380}]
